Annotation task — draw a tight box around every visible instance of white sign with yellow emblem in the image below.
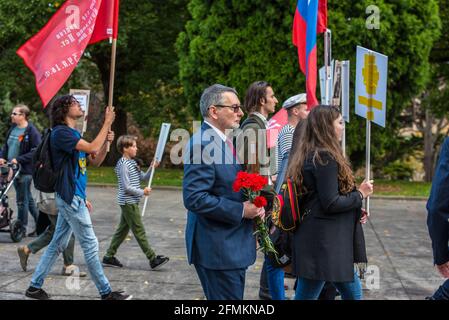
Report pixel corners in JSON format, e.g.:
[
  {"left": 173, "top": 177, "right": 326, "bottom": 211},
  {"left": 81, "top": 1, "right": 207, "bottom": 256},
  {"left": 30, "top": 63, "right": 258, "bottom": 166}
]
[{"left": 355, "top": 46, "right": 388, "bottom": 127}]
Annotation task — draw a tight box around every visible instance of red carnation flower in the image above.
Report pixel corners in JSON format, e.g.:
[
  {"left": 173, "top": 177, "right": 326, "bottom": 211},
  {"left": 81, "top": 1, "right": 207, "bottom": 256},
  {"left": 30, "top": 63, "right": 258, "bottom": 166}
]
[
  {"left": 253, "top": 196, "right": 267, "bottom": 208},
  {"left": 250, "top": 174, "right": 268, "bottom": 192}
]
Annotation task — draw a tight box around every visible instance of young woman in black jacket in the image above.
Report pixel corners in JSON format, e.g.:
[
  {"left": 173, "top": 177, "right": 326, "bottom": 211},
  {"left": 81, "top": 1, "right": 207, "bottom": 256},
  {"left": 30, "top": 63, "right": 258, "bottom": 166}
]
[{"left": 286, "top": 105, "right": 373, "bottom": 300}]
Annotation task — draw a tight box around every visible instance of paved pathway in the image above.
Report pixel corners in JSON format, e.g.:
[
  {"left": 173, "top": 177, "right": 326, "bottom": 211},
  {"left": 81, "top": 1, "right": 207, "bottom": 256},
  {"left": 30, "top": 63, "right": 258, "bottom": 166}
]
[{"left": 0, "top": 187, "right": 443, "bottom": 300}]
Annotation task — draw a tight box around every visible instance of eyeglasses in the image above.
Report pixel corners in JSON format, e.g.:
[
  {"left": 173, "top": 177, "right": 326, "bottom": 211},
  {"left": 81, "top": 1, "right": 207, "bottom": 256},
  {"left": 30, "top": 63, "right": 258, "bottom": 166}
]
[
  {"left": 11, "top": 112, "right": 23, "bottom": 116},
  {"left": 213, "top": 104, "right": 242, "bottom": 113}
]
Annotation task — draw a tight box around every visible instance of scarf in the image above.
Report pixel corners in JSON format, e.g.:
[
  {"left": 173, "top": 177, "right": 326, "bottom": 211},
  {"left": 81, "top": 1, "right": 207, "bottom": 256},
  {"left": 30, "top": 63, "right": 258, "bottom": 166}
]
[{"left": 353, "top": 208, "right": 368, "bottom": 279}]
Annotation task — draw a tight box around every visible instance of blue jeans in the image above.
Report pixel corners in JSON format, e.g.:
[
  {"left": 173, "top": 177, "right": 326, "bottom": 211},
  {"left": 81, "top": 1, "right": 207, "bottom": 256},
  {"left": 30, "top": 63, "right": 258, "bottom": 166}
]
[
  {"left": 30, "top": 195, "right": 111, "bottom": 296},
  {"left": 295, "top": 270, "right": 363, "bottom": 300},
  {"left": 14, "top": 174, "right": 38, "bottom": 231},
  {"left": 264, "top": 255, "right": 285, "bottom": 300},
  {"left": 432, "top": 279, "right": 449, "bottom": 300}
]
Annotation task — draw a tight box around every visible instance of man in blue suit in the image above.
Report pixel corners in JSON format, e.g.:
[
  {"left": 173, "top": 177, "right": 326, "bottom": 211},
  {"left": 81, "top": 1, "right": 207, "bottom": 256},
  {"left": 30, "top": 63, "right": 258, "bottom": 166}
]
[
  {"left": 183, "top": 84, "right": 265, "bottom": 300},
  {"left": 426, "top": 137, "right": 449, "bottom": 300}
]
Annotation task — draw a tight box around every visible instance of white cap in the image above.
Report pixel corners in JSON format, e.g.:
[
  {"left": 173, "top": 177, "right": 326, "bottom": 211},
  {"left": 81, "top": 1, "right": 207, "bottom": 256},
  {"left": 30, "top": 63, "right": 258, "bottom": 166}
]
[{"left": 282, "top": 93, "right": 307, "bottom": 109}]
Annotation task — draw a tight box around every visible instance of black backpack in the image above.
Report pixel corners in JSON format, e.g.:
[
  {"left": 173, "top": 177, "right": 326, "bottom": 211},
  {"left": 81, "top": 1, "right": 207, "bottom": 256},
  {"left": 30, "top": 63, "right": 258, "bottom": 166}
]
[{"left": 32, "top": 129, "right": 59, "bottom": 192}]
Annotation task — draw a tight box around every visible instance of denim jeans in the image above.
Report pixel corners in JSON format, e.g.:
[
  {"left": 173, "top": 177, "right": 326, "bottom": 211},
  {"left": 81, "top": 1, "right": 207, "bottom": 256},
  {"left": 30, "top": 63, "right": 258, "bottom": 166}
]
[
  {"left": 431, "top": 279, "right": 449, "bottom": 300},
  {"left": 295, "top": 269, "right": 363, "bottom": 300},
  {"left": 264, "top": 255, "right": 285, "bottom": 300},
  {"left": 30, "top": 195, "right": 111, "bottom": 296},
  {"left": 13, "top": 174, "right": 38, "bottom": 231}
]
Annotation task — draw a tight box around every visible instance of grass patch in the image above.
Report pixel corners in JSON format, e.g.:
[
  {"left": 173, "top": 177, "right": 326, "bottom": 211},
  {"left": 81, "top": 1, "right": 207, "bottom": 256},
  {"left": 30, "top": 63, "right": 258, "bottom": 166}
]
[
  {"left": 88, "top": 167, "right": 432, "bottom": 197},
  {"left": 88, "top": 167, "right": 183, "bottom": 187},
  {"left": 371, "top": 179, "right": 431, "bottom": 197}
]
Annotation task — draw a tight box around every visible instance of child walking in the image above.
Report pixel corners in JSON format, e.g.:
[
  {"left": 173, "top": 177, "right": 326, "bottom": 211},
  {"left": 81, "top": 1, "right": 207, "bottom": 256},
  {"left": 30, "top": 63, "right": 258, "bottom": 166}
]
[{"left": 102, "top": 135, "right": 169, "bottom": 270}]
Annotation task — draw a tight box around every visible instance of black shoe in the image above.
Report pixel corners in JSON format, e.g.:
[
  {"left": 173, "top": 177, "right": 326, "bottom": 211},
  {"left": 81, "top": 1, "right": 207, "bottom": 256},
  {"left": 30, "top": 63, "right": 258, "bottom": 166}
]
[
  {"left": 259, "top": 288, "right": 272, "bottom": 300},
  {"left": 101, "top": 290, "right": 132, "bottom": 300},
  {"left": 27, "top": 230, "right": 37, "bottom": 237},
  {"left": 150, "top": 255, "right": 169, "bottom": 270},
  {"left": 102, "top": 256, "right": 123, "bottom": 268},
  {"left": 25, "top": 287, "right": 50, "bottom": 300}
]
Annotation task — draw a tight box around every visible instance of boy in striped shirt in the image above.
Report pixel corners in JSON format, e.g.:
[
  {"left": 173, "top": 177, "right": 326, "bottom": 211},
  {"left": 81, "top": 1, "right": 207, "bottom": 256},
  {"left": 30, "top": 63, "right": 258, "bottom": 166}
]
[{"left": 102, "top": 135, "right": 169, "bottom": 270}]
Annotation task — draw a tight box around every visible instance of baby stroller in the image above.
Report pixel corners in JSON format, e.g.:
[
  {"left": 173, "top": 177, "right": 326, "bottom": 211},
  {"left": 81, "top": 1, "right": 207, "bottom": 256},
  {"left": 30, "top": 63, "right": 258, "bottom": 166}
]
[{"left": 0, "top": 162, "right": 23, "bottom": 242}]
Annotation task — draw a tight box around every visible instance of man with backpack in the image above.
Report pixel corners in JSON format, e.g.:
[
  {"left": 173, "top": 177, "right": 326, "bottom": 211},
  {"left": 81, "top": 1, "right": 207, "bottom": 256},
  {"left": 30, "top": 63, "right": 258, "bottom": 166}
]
[
  {"left": 25, "top": 95, "right": 131, "bottom": 300},
  {"left": 237, "top": 81, "right": 278, "bottom": 300},
  {"left": 0, "top": 104, "right": 41, "bottom": 237}
]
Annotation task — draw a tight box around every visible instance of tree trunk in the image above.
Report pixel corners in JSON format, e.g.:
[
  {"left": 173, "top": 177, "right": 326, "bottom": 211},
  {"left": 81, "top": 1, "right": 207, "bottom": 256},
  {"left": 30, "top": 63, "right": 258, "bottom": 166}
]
[{"left": 423, "top": 109, "right": 435, "bottom": 182}]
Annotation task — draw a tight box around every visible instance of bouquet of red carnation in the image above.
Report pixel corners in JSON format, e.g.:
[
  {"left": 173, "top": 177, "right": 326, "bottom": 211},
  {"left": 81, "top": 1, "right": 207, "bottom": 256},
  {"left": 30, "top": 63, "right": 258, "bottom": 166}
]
[{"left": 233, "top": 171, "right": 278, "bottom": 258}]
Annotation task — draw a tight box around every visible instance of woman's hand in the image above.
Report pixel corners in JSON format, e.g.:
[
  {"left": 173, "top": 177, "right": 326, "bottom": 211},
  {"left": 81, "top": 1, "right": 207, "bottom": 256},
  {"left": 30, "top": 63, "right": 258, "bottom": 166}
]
[
  {"left": 436, "top": 261, "right": 449, "bottom": 278},
  {"left": 360, "top": 208, "right": 369, "bottom": 224},
  {"left": 359, "top": 179, "right": 374, "bottom": 199}
]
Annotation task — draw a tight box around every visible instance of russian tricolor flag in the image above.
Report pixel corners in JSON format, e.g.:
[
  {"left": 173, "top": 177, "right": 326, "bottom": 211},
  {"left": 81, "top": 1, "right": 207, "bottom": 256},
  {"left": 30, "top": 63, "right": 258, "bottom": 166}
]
[{"left": 292, "top": 0, "right": 327, "bottom": 110}]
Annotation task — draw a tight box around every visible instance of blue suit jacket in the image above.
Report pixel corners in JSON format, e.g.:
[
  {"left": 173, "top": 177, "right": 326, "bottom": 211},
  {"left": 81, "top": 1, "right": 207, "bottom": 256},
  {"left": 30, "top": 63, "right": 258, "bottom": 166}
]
[
  {"left": 427, "top": 137, "right": 449, "bottom": 265},
  {"left": 183, "top": 123, "right": 256, "bottom": 270}
]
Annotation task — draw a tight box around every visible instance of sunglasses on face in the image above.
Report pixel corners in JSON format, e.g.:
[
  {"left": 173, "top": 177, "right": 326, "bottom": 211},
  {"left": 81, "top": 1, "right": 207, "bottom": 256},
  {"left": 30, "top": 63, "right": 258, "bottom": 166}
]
[
  {"left": 11, "top": 112, "right": 23, "bottom": 116},
  {"left": 213, "top": 104, "right": 242, "bottom": 113}
]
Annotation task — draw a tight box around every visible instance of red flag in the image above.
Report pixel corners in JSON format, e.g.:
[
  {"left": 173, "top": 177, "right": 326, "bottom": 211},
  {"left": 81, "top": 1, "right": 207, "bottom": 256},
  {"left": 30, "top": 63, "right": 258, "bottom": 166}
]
[
  {"left": 266, "top": 108, "right": 288, "bottom": 149},
  {"left": 292, "top": 0, "right": 327, "bottom": 109},
  {"left": 16, "top": 0, "right": 119, "bottom": 107},
  {"left": 90, "top": 0, "right": 120, "bottom": 44}
]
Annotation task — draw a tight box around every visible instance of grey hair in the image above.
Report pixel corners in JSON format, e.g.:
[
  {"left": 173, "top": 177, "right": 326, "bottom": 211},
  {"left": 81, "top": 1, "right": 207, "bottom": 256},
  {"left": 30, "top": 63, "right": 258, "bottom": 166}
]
[{"left": 199, "top": 84, "right": 238, "bottom": 118}]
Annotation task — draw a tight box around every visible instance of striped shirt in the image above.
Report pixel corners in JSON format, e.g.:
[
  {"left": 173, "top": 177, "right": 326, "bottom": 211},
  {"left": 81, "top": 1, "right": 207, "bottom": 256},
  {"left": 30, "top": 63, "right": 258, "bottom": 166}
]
[
  {"left": 115, "top": 157, "right": 151, "bottom": 205},
  {"left": 277, "top": 124, "right": 295, "bottom": 171}
]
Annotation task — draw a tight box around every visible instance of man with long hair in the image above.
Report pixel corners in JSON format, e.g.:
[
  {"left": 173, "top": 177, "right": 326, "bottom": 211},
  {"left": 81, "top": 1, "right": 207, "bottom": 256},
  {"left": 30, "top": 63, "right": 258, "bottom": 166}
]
[
  {"left": 238, "top": 81, "right": 278, "bottom": 300},
  {"left": 25, "top": 95, "right": 131, "bottom": 300}
]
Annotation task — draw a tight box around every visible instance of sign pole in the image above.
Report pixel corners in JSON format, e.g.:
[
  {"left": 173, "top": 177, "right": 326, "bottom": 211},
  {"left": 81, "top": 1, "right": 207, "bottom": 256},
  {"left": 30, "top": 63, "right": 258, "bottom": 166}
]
[
  {"left": 106, "top": 38, "right": 118, "bottom": 152},
  {"left": 141, "top": 123, "right": 171, "bottom": 217},
  {"left": 324, "top": 29, "right": 332, "bottom": 105},
  {"left": 365, "top": 119, "right": 371, "bottom": 212},
  {"left": 141, "top": 164, "right": 156, "bottom": 217},
  {"left": 365, "top": 51, "right": 374, "bottom": 213},
  {"left": 341, "top": 60, "right": 350, "bottom": 157}
]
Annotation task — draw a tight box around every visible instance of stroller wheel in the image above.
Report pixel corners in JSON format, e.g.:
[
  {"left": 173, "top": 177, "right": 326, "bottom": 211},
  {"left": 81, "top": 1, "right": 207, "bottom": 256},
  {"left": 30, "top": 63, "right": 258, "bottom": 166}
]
[{"left": 10, "top": 220, "right": 23, "bottom": 243}]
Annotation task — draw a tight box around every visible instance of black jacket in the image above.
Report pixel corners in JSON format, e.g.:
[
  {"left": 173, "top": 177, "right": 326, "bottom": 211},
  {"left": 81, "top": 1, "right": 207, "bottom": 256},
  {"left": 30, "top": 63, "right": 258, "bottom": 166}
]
[
  {"left": 0, "top": 123, "right": 41, "bottom": 175},
  {"left": 292, "top": 151, "right": 366, "bottom": 282}
]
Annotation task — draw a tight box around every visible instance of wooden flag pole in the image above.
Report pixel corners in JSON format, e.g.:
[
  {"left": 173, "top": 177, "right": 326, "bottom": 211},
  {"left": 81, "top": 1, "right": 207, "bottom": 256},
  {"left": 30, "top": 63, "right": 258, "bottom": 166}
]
[{"left": 106, "top": 38, "right": 118, "bottom": 152}]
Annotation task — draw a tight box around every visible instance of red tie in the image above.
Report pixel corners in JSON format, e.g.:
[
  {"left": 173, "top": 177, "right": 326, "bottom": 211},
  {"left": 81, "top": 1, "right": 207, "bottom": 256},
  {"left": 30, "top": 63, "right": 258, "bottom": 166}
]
[{"left": 226, "top": 138, "right": 236, "bottom": 158}]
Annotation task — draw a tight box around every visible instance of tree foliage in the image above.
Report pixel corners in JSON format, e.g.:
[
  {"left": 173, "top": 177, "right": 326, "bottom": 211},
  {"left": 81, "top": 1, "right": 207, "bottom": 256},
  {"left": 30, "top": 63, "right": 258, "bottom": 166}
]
[
  {"left": 177, "top": 0, "right": 441, "bottom": 172},
  {"left": 0, "top": 0, "right": 190, "bottom": 164}
]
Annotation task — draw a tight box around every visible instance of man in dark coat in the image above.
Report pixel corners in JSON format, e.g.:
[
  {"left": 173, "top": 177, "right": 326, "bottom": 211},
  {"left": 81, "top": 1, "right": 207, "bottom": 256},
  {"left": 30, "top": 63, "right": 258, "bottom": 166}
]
[
  {"left": 183, "top": 84, "right": 265, "bottom": 300},
  {"left": 426, "top": 137, "right": 449, "bottom": 300},
  {"left": 0, "top": 104, "right": 41, "bottom": 237}
]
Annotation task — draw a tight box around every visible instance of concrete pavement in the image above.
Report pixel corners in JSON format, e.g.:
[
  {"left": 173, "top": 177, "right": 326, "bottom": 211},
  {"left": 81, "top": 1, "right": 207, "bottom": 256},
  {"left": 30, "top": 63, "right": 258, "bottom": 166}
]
[{"left": 0, "top": 187, "right": 444, "bottom": 300}]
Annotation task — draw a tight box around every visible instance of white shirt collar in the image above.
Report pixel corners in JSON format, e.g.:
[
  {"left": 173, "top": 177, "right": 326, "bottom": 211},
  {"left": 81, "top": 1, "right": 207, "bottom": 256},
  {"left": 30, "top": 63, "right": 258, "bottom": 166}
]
[{"left": 204, "top": 120, "right": 227, "bottom": 142}]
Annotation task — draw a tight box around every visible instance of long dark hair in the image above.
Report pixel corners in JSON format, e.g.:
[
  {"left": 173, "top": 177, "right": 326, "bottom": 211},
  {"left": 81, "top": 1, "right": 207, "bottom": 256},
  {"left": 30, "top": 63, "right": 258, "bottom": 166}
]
[
  {"left": 286, "top": 105, "right": 355, "bottom": 194},
  {"left": 50, "top": 95, "right": 77, "bottom": 127},
  {"left": 243, "top": 81, "right": 271, "bottom": 114}
]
